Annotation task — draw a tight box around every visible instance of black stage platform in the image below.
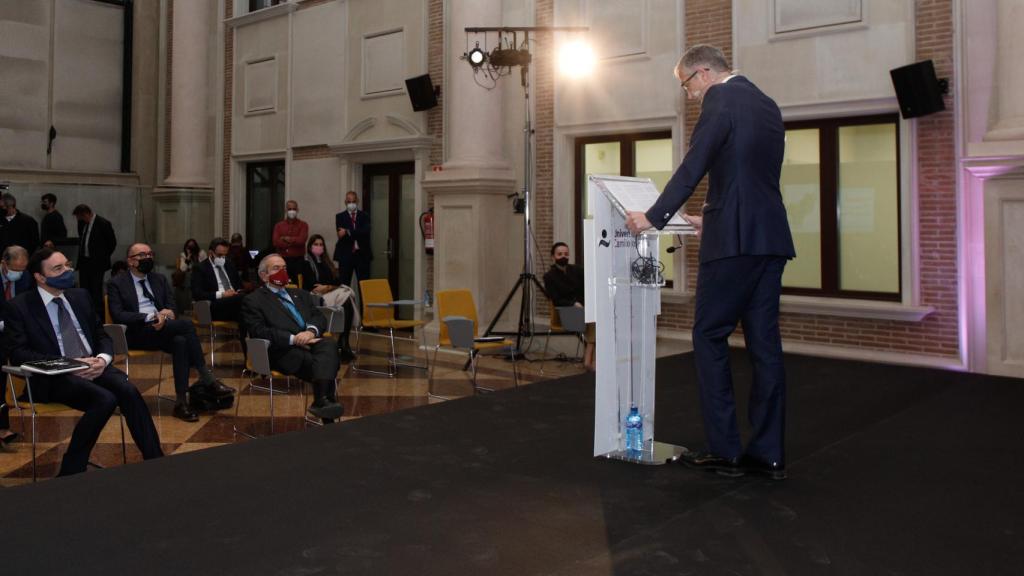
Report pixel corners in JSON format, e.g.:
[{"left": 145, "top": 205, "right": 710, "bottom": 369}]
[{"left": 3, "top": 351, "right": 1023, "bottom": 575}]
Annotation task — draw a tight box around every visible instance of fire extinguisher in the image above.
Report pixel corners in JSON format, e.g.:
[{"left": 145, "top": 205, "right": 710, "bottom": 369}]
[{"left": 419, "top": 208, "right": 435, "bottom": 255}]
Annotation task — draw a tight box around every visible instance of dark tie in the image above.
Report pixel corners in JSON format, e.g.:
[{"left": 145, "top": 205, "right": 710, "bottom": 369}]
[
  {"left": 215, "top": 266, "right": 233, "bottom": 291},
  {"left": 140, "top": 278, "right": 156, "bottom": 305},
  {"left": 54, "top": 298, "right": 89, "bottom": 358},
  {"left": 275, "top": 291, "right": 305, "bottom": 328},
  {"left": 3, "top": 279, "right": 11, "bottom": 301}
]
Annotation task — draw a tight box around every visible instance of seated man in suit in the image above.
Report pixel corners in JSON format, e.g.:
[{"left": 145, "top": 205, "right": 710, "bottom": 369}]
[
  {"left": 1, "top": 248, "right": 163, "bottom": 476},
  {"left": 0, "top": 245, "right": 33, "bottom": 448},
  {"left": 242, "top": 254, "right": 343, "bottom": 422},
  {"left": 107, "top": 243, "right": 235, "bottom": 422},
  {"left": 192, "top": 237, "right": 247, "bottom": 348}
]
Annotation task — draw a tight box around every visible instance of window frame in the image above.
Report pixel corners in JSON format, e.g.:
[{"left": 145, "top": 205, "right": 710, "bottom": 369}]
[{"left": 781, "top": 113, "right": 903, "bottom": 301}]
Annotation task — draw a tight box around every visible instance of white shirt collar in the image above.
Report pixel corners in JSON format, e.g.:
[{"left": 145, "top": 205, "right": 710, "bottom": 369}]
[{"left": 37, "top": 285, "right": 65, "bottom": 307}]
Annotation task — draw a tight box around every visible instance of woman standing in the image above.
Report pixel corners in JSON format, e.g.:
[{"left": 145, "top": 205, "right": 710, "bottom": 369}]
[
  {"left": 174, "top": 238, "right": 206, "bottom": 314},
  {"left": 302, "top": 234, "right": 357, "bottom": 362}
]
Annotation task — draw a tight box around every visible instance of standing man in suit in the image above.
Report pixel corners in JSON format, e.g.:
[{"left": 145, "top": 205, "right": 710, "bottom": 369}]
[
  {"left": 108, "top": 243, "right": 235, "bottom": 422},
  {"left": 39, "top": 193, "right": 68, "bottom": 247},
  {"left": 73, "top": 204, "right": 117, "bottom": 316},
  {"left": 0, "top": 193, "right": 39, "bottom": 254},
  {"left": 0, "top": 245, "right": 32, "bottom": 448},
  {"left": 272, "top": 200, "right": 309, "bottom": 281},
  {"left": 1, "top": 248, "right": 163, "bottom": 476},
  {"left": 334, "top": 191, "right": 372, "bottom": 291},
  {"left": 241, "top": 254, "right": 343, "bottom": 422},
  {"left": 626, "top": 45, "right": 795, "bottom": 480}
]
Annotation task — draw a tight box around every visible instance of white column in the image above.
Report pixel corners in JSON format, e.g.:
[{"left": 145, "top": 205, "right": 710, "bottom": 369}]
[
  {"left": 986, "top": 0, "right": 1024, "bottom": 141},
  {"left": 444, "top": 0, "right": 512, "bottom": 172},
  {"left": 165, "top": 0, "right": 212, "bottom": 186}
]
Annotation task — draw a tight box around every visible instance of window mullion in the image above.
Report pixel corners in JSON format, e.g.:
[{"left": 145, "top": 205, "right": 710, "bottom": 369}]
[{"left": 820, "top": 124, "right": 839, "bottom": 295}]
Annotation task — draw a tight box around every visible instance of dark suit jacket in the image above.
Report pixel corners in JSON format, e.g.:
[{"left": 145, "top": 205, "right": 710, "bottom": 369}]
[
  {"left": 334, "top": 210, "right": 373, "bottom": 264},
  {"left": 2, "top": 287, "right": 114, "bottom": 402},
  {"left": 0, "top": 211, "right": 40, "bottom": 254},
  {"left": 241, "top": 285, "right": 329, "bottom": 366},
  {"left": 192, "top": 259, "right": 243, "bottom": 302},
  {"left": 77, "top": 215, "right": 117, "bottom": 271},
  {"left": 107, "top": 271, "right": 175, "bottom": 337},
  {"left": 645, "top": 76, "right": 795, "bottom": 264},
  {"left": 40, "top": 210, "right": 68, "bottom": 244},
  {"left": 1, "top": 269, "right": 33, "bottom": 300}
]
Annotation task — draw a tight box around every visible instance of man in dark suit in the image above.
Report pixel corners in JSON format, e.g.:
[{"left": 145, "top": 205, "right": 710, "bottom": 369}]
[
  {"left": 39, "top": 192, "right": 68, "bottom": 247},
  {"left": 193, "top": 237, "right": 245, "bottom": 324},
  {"left": 0, "top": 193, "right": 40, "bottom": 254},
  {"left": 108, "top": 243, "right": 235, "bottom": 422},
  {"left": 1, "top": 248, "right": 163, "bottom": 476},
  {"left": 73, "top": 204, "right": 118, "bottom": 316},
  {"left": 334, "top": 191, "right": 372, "bottom": 291},
  {"left": 626, "top": 45, "right": 795, "bottom": 480},
  {"left": 0, "top": 245, "right": 33, "bottom": 447},
  {"left": 241, "top": 254, "right": 343, "bottom": 422}
]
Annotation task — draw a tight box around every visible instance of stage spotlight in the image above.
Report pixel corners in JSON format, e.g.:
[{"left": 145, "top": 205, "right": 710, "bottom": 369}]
[
  {"left": 467, "top": 42, "right": 487, "bottom": 68},
  {"left": 558, "top": 40, "right": 595, "bottom": 78}
]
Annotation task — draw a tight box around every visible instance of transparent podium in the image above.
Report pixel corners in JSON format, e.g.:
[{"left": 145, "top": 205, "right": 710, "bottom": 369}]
[{"left": 585, "top": 175, "right": 696, "bottom": 464}]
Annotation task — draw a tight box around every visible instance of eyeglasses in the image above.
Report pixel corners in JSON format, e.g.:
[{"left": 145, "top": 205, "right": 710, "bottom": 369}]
[
  {"left": 129, "top": 251, "right": 155, "bottom": 259},
  {"left": 680, "top": 68, "right": 707, "bottom": 90}
]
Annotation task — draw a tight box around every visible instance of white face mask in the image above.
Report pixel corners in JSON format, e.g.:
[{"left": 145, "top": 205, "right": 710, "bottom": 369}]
[
  {"left": 213, "top": 256, "right": 226, "bottom": 267},
  {"left": 286, "top": 210, "right": 298, "bottom": 220},
  {"left": 346, "top": 203, "right": 357, "bottom": 212}
]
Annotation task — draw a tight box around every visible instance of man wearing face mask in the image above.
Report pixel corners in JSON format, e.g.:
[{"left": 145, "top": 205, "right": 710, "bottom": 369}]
[
  {"left": 241, "top": 254, "right": 343, "bottom": 422},
  {"left": 0, "top": 192, "right": 39, "bottom": 255},
  {"left": 0, "top": 245, "right": 31, "bottom": 448},
  {"left": 108, "top": 243, "right": 235, "bottom": 422},
  {"left": 39, "top": 193, "right": 68, "bottom": 247},
  {"left": 334, "top": 191, "right": 372, "bottom": 293},
  {"left": 272, "top": 200, "right": 309, "bottom": 281},
  {"left": 193, "top": 237, "right": 249, "bottom": 352},
  {"left": 543, "top": 242, "right": 595, "bottom": 370},
  {"left": 1, "top": 248, "right": 163, "bottom": 476}
]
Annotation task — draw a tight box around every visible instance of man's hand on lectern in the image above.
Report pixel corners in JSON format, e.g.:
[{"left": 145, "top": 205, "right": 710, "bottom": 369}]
[
  {"left": 625, "top": 211, "right": 652, "bottom": 234},
  {"left": 682, "top": 213, "right": 703, "bottom": 238}
]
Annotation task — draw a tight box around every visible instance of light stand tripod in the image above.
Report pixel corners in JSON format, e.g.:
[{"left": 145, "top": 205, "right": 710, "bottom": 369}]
[{"left": 481, "top": 61, "right": 549, "bottom": 353}]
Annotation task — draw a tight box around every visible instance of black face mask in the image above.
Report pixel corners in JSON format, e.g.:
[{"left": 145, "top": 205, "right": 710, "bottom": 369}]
[
  {"left": 137, "top": 259, "right": 155, "bottom": 274},
  {"left": 555, "top": 258, "right": 569, "bottom": 267},
  {"left": 41, "top": 203, "right": 49, "bottom": 211}
]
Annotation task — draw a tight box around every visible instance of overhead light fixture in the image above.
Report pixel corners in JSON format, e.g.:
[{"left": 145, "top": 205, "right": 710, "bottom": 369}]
[
  {"left": 467, "top": 42, "right": 487, "bottom": 68},
  {"left": 489, "top": 47, "right": 532, "bottom": 69},
  {"left": 558, "top": 40, "right": 595, "bottom": 78}
]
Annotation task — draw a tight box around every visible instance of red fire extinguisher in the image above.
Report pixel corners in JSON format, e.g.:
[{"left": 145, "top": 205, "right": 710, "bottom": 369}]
[{"left": 419, "top": 208, "right": 434, "bottom": 255}]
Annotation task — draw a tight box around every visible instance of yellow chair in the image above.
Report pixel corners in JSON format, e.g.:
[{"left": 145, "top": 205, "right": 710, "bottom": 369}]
[
  {"left": 540, "top": 302, "right": 585, "bottom": 373},
  {"left": 428, "top": 289, "right": 519, "bottom": 400},
  {"left": 3, "top": 366, "right": 126, "bottom": 482},
  {"left": 353, "top": 279, "right": 428, "bottom": 377},
  {"left": 192, "top": 300, "right": 241, "bottom": 369}
]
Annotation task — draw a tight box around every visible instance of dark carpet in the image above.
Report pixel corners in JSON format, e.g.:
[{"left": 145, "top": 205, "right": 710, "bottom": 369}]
[{"left": 3, "top": 351, "right": 1022, "bottom": 575}]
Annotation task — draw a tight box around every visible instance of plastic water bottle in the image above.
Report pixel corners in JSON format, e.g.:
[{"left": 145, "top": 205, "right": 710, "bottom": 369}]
[
  {"left": 423, "top": 289, "right": 433, "bottom": 308},
  {"left": 625, "top": 405, "right": 643, "bottom": 453}
]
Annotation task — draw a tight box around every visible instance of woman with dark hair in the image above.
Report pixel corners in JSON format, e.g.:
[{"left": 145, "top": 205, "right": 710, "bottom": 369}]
[
  {"left": 174, "top": 238, "right": 206, "bottom": 313},
  {"left": 302, "top": 234, "right": 357, "bottom": 362}
]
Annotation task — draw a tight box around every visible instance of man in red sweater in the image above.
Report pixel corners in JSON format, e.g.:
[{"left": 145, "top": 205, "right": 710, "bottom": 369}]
[{"left": 272, "top": 199, "right": 309, "bottom": 281}]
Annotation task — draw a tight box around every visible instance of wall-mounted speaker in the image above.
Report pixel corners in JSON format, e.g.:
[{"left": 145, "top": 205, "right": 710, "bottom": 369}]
[
  {"left": 405, "top": 74, "right": 439, "bottom": 112},
  {"left": 889, "top": 60, "right": 947, "bottom": 119}
]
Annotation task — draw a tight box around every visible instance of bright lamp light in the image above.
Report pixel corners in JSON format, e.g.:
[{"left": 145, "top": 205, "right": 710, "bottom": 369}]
[
  {"left": 557, "top": 40, "right": 595, "bottom": 78},
  {"left": 467, "top": 42, "right": 487, "bottom": 68}
]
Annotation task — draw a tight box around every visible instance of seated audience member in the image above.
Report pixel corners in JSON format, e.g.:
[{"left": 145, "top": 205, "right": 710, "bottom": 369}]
[
  {"left": 174, "top": 238, "right": 205, "bottom": 313},
  {"left": 301, "top": 234, "right": 356, "bottom": 362},
  {"left": 1, "top": 248, "right": 163, "bottom": 475},
  {"left": 192, "top": 237, "right": 246, "bottom": 325},
  {"left": 0, "top": 245, "right": 32, "bottom": 448},
  {"left": 107, "top": 243, "right": 234, "bottom": 422},
  {"left": 543, "top": 242, "right": 595, "bottom": 371},
  {"left": 227, "top": 233, "right": 253, "bottom": 285},
  {"left": 242, "top": 254, "right": 343, "bottom": 422}
]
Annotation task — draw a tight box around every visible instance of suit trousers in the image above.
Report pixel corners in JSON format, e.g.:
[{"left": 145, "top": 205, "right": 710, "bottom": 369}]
[
  {"left": 78, "top": 265, "right": 106, "bottom": 318},
  {"left": 39, "top": 365, "right": 163, "bottom": 475},
  {"left": 692, "top": 255, "right": 787, "bottom": 464},
  {"left": 339, "top": 255, "right": 371, "bottom": 294},
  {"left": 273, "top": 337, "right": 340, "bottom": 399},
  {"left": 212, "top": 295, "right": 248, "bottom": 353},
  {"left": 129, "top": 319, "right": 207, "bottom": 400}
]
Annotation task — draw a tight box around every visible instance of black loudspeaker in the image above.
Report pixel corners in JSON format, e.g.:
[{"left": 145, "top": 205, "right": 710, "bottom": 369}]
[
  {"left": 405, "top": 74, "right": 439, "bottom": 112},
  {"left": 889, "top": 60, "right": 947, "bottom": 119}
]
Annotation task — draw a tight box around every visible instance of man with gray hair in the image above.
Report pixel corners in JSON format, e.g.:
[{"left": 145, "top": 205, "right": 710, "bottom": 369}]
[
  {"left": 0, "top": 244, "right": 31, "bottom": 448},
  {"left": 241, "top": 253, "right": 343, "bottom": 421},
  {"left": 0, "top": 193, "right": 39, "bottom": 254},
  {"left": 626, "top": 44, "right": 795, "bottom": 480}
]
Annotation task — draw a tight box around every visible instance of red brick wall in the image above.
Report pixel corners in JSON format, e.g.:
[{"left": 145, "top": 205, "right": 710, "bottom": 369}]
[
  {"left": 424, "top": 0, "right": 444, "bottom": 293},
  {"left": 533, "top": 0, "right": 555, "bottom": 282},
  {"left": 221, "top": 0, "right": 234, "bottom": 235},
  {"left": 654, "top": 0, "right": 959, "bottom": 358}
]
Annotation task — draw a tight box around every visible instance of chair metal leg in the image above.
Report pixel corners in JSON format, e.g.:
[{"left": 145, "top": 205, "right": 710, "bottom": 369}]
[
  {"left": 233, "top": 368, "right": 257, "bottom": 440},
  {"left": 352, "top": 328, "right": 399, "bottom": 377},
  {"left": 541, "top": 330, "right": 552, "bottom": 374},
  {"left": 470, "top": 350, "right": 495, "bottom": 394},
  {"left": 154, "top": 353, "right": 174, "bottom": 404},
  {"left": 119, "top": 413, "right": 127, "bottom": 464},
  {"left": 427, "top": 345, "right": 451, "bottom": 401}
]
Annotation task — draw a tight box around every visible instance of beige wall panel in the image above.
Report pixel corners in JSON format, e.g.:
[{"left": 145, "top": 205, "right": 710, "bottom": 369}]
[
  {"left": 234, "top": 16, "right": 290, "bottom": 154},
  {"left": 985, "top": 174, "right": 1024, "bottom": 377},
  {"left": 287, "top": 157, "right": 343, "bottom": 244},
  {"left": 0, "top": 1, "right": 51, "bottom": 169},
  {"left": 292, "top": 2, "right": 346, "bottom": 147}
]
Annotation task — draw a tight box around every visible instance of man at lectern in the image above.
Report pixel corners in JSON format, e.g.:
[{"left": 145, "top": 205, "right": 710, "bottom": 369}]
[{"left": 625, "top": 45, "right": 795, "bottom": 480}]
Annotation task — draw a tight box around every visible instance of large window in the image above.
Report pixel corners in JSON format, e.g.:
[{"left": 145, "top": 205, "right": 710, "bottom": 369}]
[
  {"left": 780, "top": 115, "right": 901, "bottom": 300},
  {"left": 575, "top": 131, "right": 675, "bottom": 285},
  {"left": 246, "top": 161, "right": 286, "bottom": 254},
  {"left": 249, "top": 0, "right": 285, "bottom": 12}
]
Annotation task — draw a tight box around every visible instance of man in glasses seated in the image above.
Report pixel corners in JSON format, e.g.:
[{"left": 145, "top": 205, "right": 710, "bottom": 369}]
[{"left": 107, "top": 243, "right": 234, "bottom": 422}]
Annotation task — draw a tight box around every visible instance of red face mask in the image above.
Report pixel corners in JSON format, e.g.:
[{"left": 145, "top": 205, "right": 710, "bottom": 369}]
[{"left": 269, "top": 268, "right": 290, "bottom": 287}]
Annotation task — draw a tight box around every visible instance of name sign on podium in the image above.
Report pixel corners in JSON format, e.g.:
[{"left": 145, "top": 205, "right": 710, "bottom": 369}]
[{"left": 584, "top": 175, "right": 695, "bottom": 464}]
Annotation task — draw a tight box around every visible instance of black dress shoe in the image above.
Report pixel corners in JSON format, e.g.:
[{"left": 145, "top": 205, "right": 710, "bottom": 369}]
[
  {"left": 338, "top": 346, "right": 356, "bottom": 363},
  {"left": 173, "top": 402, "right": 200, "bottom": 422},
  {"left": 208, "top": 380, "right": 236, "bottom": 396},
  {"left": 739, "top": 454, "right": 786, "bottom": 480},
  {"left": 679, "top": 450, "right": 743, "bottom": 477},
  {"left": 307, "top": 398, "right": 344, "bottom": 420}
]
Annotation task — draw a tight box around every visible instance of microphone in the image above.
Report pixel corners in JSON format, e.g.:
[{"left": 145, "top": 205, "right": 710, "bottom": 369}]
[{"left": 666, "top": 246, "right": 679, "bottom": 253}]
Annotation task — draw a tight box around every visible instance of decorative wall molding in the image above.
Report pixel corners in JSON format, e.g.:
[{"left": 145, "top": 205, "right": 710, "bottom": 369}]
[{"left": 225, "top": 1, "right": 296, "bottom": 28}]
